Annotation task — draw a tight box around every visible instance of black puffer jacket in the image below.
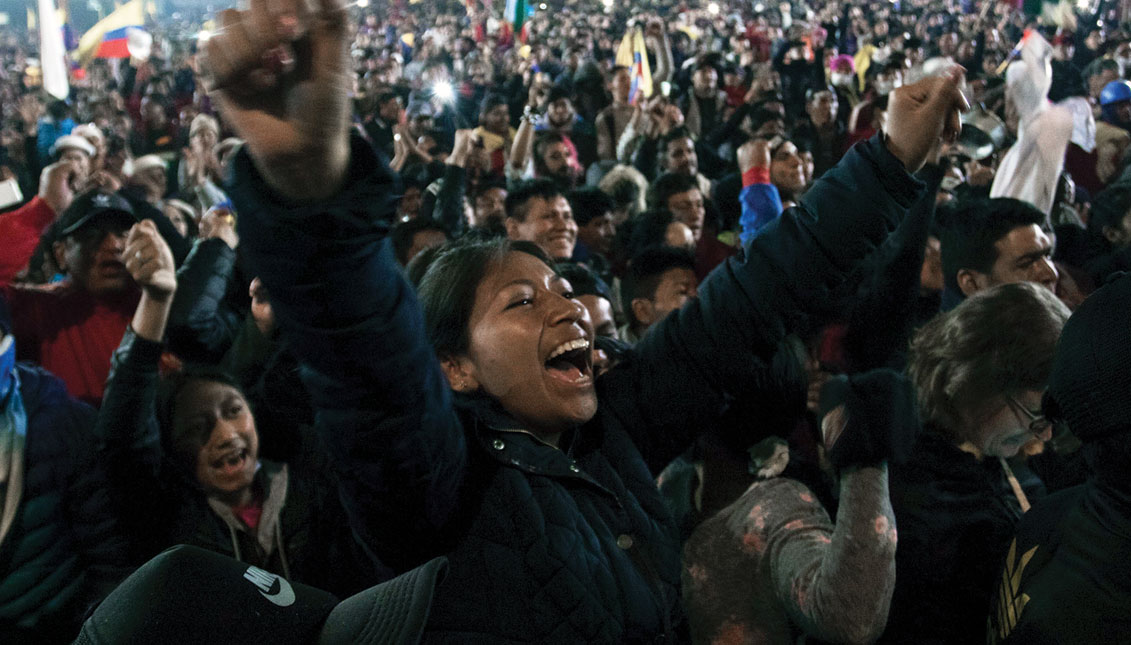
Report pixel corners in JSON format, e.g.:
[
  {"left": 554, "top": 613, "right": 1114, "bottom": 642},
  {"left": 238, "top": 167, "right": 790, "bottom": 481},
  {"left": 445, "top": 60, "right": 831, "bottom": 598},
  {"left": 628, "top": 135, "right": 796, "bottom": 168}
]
[
  {"left": 0, "top": 364, "right": 129, "bottom": 643},
  {"left": 232, "top": 133, "right": 923, "bottom": 642},
  {"left": 94, "top": 330, "right": 383, "bottom": 598}
]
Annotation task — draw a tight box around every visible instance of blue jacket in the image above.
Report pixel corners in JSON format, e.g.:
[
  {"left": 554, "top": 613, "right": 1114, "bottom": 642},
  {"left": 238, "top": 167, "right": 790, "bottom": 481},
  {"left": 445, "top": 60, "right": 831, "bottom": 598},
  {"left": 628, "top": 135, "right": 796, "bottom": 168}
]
[
  {"left": 230, "top": 133, "right": 923, "bottom": 642},
  {"left": 0, "top": 364, "right": 128, "bottom": 642},
  {"left": 738, "top": 182, "right": 784, "bottom": 248}
]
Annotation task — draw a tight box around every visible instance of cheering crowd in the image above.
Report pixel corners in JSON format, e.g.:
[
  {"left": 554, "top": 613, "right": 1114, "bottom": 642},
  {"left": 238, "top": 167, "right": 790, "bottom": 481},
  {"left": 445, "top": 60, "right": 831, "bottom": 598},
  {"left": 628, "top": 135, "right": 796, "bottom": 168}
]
[{"left": 3, "top": 0, "right": 1131, "bottom": 641}]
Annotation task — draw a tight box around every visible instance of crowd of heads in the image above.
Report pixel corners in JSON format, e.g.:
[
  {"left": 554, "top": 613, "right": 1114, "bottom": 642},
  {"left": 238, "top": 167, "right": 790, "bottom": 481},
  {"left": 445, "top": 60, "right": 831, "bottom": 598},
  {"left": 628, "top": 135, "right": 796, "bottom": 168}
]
[{"left": 4, "top": 0, "right": 1131, "bottom": 639}]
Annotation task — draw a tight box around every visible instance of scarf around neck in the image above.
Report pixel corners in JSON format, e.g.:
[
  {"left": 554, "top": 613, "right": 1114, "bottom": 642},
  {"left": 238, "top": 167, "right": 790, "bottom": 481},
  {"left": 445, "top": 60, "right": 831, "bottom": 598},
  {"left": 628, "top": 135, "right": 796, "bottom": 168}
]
[{"left": 0, "top": 335, "right": 27, "bottom": 549}]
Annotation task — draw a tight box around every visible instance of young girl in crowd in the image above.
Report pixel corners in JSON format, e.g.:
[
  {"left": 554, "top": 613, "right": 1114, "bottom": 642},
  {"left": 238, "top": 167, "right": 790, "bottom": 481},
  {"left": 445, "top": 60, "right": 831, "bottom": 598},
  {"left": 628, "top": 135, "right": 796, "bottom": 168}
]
[
  {"left": 95, "top": 220, "right": 380, "bottom": 598},
  {"left": 202, "top": 0, "right": 969, "bottom": 639}
]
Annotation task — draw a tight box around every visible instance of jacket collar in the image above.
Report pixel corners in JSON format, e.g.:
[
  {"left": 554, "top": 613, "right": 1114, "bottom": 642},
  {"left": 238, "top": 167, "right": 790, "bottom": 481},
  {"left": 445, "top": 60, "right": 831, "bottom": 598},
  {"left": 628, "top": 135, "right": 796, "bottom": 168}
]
[{"left": 454, "top": 392, "right": 617, "bottom": 497}]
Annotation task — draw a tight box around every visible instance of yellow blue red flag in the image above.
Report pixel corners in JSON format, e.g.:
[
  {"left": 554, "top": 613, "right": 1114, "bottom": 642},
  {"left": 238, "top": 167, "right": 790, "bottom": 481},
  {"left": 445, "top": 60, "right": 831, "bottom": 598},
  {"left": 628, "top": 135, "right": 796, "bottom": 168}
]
[{"left": 616, "top": 26, "right": 652, "bottom": 105}]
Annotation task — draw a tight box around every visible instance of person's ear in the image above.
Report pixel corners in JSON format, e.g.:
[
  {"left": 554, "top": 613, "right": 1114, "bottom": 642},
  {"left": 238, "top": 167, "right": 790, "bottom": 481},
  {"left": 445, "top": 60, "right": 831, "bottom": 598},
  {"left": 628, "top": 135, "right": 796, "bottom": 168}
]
[
  {"left": 504, "top": 216, "right": 521, "bottom": 240},
  {"left": 52, "top": 240, "right": 68, "bottom": 273},
  {"left": 440, "top": 354, "right": 479, "bottom": 393},
  {"left": 631, "top": 298, "right": 656, "bottom": 328},
  {"left": 956, "top": 269, "right": 984, "bottom": 297}
]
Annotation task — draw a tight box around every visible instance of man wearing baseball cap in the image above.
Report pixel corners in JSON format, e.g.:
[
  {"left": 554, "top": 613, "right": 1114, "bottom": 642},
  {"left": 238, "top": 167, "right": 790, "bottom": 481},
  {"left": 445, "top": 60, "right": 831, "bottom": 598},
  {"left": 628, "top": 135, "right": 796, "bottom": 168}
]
[{"left": 0, "top": 161, "right": 141, "bottom": 406}]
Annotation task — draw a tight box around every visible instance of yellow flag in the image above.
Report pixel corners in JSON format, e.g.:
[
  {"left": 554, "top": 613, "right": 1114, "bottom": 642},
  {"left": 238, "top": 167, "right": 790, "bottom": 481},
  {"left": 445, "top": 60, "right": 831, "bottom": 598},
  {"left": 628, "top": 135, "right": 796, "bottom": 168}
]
[{"left": 616, "top": 26, "right": 652, "bottom": 104}]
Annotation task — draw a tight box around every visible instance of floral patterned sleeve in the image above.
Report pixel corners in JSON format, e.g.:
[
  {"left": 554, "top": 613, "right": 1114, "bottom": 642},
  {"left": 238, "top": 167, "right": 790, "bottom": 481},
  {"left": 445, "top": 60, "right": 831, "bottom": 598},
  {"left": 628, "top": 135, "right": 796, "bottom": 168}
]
[{"left": 684, "top": 467, "right": 897, "bottom": 644}]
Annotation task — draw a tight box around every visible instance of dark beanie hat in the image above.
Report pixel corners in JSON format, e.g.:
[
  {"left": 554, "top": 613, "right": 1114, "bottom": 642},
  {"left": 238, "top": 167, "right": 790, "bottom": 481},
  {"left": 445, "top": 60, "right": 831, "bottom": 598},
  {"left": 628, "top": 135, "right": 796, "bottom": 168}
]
[{"left": 1044, "top": 272, "right": 1131, "bottom": 441}]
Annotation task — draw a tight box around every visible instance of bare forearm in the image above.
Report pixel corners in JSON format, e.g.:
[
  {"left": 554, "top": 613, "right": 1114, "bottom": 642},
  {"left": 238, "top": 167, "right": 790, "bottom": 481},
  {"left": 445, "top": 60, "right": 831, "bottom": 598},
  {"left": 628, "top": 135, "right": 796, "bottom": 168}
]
[
  {"left": 511, "top": 118, "right": 535, "bottom": 170},
  {"left": 132, "top": 292, "right": 174, "bottom": 342}
]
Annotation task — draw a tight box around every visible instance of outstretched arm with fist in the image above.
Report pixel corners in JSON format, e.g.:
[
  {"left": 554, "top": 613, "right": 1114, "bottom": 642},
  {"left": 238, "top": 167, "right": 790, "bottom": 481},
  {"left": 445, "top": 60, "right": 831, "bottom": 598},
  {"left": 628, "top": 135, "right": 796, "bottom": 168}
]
[{"left": 202, "top": 0, "right": 350, "bottom": 202}]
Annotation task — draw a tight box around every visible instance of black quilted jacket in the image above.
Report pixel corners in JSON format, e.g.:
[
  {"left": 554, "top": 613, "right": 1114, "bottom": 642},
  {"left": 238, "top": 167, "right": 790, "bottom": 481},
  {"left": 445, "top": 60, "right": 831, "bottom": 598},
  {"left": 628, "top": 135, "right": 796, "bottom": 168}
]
[{"left": 231, "top": 133, "right": 924, "bottom": 642}]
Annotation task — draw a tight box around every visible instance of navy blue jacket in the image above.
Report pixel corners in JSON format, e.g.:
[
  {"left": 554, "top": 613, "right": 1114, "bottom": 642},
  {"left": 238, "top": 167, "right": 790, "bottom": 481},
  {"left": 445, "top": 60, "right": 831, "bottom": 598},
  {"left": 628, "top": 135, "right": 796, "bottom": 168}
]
[
  {"left": 0, "top": 365, "right": 128, "bottom": 642},
  {"left": 230, "top": 133, "right": 923, "bottom": 642}
]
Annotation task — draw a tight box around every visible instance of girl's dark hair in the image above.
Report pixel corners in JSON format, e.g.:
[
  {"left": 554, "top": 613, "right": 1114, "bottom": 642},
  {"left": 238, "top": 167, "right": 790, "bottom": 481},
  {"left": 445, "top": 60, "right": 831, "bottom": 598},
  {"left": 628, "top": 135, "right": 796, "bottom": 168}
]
[
  {"left": 156, "top": 365, "right": 249, "bottom": 466},
  {"left": 417, "top": 237, "right": 552, "bottom": 358}
]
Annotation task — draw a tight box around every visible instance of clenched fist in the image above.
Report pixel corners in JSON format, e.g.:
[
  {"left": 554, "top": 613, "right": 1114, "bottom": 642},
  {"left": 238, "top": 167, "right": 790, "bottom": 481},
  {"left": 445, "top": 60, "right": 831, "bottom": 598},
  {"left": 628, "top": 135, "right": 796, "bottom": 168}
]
[
  {"left": 201, "top": 0, "right": 350, "bottom": 201},
  {"left": 737, "top": 139, "right": 772, "bottom": 175},
  {"left": 122, "top": 220, "right": 176, "bottom": 300},
  {"left": 884, "top": 67, "right": 970, "bottom": 173}
]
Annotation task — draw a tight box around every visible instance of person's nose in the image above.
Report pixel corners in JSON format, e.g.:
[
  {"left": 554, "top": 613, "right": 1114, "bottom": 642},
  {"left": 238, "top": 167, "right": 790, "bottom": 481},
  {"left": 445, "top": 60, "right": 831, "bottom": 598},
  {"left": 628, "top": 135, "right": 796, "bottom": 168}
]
[
  {"left": 592, "top": 348, "right": 610, "bottom": 375},
  {"left": 548, "top": 292, "right": 585, "bottom": 326},
  {"left": 208, "top": 416, "right": 242, "bottom": 449},
  {"left": 1034, "top": 257, "right": 1059, "bottom": 288},
  {"left": 104, "top": 231, "right": 127, "bottom": 255}
]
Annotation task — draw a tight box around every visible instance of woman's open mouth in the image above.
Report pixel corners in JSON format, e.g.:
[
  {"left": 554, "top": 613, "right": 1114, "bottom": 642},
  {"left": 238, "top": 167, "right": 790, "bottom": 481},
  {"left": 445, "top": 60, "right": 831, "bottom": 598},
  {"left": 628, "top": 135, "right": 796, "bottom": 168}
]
[{"left": 544, "top": 338, "right": 593, "bottom": 385}]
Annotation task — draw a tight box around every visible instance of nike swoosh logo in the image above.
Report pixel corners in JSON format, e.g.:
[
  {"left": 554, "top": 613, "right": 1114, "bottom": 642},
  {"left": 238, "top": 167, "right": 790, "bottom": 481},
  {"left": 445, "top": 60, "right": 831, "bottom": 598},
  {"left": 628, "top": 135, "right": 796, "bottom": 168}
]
[
  {"left": 259, "top": 576, "right": 295, "bottom": 607},
  {"left": 244, "top": 566, "right": 296, "bottom": 607}
]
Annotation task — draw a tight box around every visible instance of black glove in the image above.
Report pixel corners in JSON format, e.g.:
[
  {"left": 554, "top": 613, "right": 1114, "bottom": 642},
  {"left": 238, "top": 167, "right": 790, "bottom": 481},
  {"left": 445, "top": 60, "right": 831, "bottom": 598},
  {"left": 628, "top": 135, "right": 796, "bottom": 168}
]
[{"left": 818, "top": 368, "right": 921, "bottom": 469}]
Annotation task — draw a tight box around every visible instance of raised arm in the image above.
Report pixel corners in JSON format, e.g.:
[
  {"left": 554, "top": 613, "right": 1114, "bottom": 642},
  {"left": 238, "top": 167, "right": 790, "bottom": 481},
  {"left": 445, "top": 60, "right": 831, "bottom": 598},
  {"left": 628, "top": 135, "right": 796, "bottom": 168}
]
[
  {"left": 0, "top": 162, "right": 76, "bottom": 286},
  {"left": 737, "top": 139, "right": 784, "bottom": 247},
  {"left": 602, "top": 72, "right": 967, "bottom": 472},
  {"left": 769, "top": 371, "right": 919, "bottom": 642},
  {"left": 429, "top": 130, "right": 476, "bottom": 236},
  {"left": 683, "top": 371, "right": 919, "bottom": 644},
  {"left": 95, "top": 218, "right": 178, "bottom": 535},
  {"left": 205, "top": 0, "right": 467, "bottom": 572}
]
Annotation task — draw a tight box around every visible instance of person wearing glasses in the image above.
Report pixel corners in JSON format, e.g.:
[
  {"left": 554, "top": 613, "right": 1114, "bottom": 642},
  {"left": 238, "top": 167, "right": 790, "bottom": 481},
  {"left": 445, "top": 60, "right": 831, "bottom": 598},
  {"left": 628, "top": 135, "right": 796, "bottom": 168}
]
[{"left": 879, "top": 282, "right": 1071, "bottom": 644}]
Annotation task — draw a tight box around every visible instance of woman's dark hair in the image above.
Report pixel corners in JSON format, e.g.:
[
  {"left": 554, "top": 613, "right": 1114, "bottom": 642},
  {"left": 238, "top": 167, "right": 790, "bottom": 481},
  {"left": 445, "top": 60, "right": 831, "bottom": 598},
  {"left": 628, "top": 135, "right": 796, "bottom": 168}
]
[
  {"left": 156, "top": 365, "right": 249, "bottom": 468},
  {"left": 417, "top": 237, "right": 552, "bottom": 358},
  {"left": 405, "top": 243, "right": 446, "bottom": 288}
]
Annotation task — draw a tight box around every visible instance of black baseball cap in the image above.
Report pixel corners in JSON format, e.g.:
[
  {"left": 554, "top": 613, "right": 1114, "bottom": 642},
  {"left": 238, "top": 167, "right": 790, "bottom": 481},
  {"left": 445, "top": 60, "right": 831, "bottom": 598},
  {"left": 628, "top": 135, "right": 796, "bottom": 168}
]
[{"left": 58, "top": 189, "right": 138, "bottom": 237}]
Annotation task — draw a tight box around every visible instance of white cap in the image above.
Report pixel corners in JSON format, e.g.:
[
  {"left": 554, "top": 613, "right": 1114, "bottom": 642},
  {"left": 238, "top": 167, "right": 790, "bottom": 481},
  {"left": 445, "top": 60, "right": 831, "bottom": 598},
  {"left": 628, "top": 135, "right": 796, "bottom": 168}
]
[
  {"left": 51, "top": 134, "right": 96, "bottom": 158},
  {"left": 132, "top": 154, "right": 167, "bottom": 175},
  {"left": 72, "top": 123, "right": 105, "bottom": 145}
]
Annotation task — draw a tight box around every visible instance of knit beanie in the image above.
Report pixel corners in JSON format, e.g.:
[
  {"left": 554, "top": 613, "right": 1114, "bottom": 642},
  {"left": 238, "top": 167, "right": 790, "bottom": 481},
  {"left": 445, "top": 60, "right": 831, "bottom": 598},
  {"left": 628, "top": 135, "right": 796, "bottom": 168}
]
[{"left": 1044, "top": 272, "right": 1131, "bottom": 441}]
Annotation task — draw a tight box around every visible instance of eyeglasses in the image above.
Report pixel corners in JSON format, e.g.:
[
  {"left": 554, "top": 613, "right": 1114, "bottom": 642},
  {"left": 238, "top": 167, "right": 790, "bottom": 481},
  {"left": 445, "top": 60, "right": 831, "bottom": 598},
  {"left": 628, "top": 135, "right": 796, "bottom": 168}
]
[{"left": 1006, "top": 395, "right": 1052, "bottom": 436}]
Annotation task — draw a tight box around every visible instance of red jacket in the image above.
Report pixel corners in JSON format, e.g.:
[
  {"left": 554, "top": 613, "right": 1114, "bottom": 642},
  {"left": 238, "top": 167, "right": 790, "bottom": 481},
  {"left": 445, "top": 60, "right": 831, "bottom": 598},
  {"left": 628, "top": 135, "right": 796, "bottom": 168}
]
[{"left": 1, "top": 197, "right": 137, "bottom": 406}]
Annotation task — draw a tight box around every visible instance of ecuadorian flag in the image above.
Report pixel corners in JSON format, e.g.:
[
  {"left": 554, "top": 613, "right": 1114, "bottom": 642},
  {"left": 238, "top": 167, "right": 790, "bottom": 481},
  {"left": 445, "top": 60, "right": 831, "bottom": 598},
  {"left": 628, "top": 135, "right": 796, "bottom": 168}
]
[
  {"left": 76, "top": 0, "right": 145, "bottom": 64},
  {"left": 616, "top": 26, "right": 652, "bottom": 105}
]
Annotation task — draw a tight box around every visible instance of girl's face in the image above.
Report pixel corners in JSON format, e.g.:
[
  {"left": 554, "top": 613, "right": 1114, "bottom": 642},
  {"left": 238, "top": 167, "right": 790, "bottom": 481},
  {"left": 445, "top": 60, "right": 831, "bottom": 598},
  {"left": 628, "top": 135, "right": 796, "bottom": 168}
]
[
  {"left": 173, "top": 379, "right": 260, "bottom": 498},
  {"left": 446, "top": 252, "right": 596, "bottom": 442}
]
